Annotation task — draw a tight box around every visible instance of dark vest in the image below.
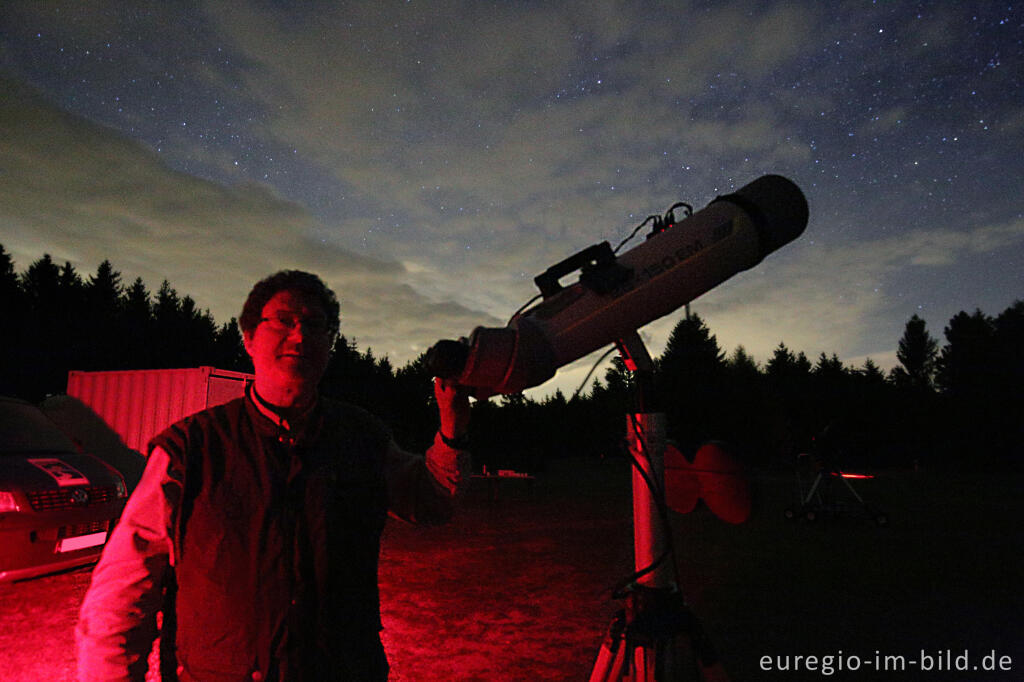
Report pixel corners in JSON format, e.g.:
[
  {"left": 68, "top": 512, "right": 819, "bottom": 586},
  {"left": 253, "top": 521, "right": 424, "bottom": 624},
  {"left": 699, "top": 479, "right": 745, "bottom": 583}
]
[{"left": 151, "top": 394, "right": 391, "bottom": 681}]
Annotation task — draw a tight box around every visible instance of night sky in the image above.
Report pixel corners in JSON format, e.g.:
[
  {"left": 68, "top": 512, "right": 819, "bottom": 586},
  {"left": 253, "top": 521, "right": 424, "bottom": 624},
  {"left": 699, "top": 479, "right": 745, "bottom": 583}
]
[{"left": 2, "top": 1, "right": 1021, "bottom": 396}]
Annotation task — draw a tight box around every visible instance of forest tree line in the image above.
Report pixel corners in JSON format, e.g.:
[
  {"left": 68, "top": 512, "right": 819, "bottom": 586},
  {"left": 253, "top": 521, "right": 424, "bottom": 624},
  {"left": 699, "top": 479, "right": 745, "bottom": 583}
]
[{"left": 2, "top": 246, "right": 1021, "bottom": 471}]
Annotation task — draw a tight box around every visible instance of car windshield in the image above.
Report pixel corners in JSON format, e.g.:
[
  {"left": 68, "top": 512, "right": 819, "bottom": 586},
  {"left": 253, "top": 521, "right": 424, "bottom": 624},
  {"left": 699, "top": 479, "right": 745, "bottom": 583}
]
[{"left": 0, "top": 399, "right": 78, "bottom": 454}]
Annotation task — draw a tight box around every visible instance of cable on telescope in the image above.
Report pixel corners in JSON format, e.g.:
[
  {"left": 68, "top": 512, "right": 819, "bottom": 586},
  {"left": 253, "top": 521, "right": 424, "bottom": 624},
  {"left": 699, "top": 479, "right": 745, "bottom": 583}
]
[
  {"left": 604, "top": 412, "right": 683, "bottom": 598},
  {"left": 614, "top": 202, "right": 693, "bottom": 254},
  {"left": 509, "top": 200, "right": 695, "bottom": 322},
  {"left": 613, "top": 214, "right": 657, "bottom": 254},
  {"left": 508, "top": 292, "right": 542, "bottom": 323},
  {"left": 569, "top": 345, "right": 619, "bottom": 402}
]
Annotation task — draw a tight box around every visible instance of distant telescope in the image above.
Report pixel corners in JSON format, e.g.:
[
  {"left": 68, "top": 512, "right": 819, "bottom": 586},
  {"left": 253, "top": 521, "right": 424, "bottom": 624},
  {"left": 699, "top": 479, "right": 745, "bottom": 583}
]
[{"left": 429, "top": 174, "right": 808, "bottom": 395}]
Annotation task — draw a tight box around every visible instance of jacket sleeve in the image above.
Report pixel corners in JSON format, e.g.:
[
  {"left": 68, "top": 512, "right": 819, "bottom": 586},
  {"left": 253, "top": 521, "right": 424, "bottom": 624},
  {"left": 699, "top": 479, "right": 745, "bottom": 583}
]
[
  {"left": 76, "top": 446, "right": 180, "bottom": 682},
  {"left": 385, "top": 432, "right": 471, "bottom": 525}
]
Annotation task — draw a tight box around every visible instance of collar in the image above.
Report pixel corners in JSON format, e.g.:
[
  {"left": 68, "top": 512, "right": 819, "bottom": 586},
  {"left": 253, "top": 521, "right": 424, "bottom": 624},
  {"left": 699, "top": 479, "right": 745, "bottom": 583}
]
[{"left": 248, "top": 383, "right": 318, "bottom": 435}]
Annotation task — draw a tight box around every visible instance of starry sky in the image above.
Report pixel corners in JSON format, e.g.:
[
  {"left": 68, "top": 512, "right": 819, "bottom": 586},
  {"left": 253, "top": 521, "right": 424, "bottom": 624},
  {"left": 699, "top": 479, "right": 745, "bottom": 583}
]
[{"left": 1, "top": 1, "right": 1021, "bottom": 397}]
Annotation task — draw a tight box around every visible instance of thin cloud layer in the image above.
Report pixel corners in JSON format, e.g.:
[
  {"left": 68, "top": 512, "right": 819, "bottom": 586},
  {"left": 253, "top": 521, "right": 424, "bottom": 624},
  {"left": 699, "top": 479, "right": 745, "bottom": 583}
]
[
  {"left": 0, "top": 78, "right": 500, "bottom": 363},
  {"left": 1, "top": 1, "right": 1021, "bottom": 396}
]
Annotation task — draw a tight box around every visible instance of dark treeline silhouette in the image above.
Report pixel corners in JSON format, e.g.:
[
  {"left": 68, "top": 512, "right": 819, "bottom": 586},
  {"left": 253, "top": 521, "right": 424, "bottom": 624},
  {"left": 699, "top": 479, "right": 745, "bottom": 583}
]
[
  {"left": 2, "top": 245, "right": 1021, "bottom": 470},
  {"left": 1, "top": 249, "right": 249, "bottom": 400}
]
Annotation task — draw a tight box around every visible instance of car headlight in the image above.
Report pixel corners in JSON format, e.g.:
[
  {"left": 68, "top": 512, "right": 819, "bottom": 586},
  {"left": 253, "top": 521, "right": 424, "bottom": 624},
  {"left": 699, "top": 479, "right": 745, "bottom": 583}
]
[{"left": 0, "top": 491, "right": 20, "bottom": 513}]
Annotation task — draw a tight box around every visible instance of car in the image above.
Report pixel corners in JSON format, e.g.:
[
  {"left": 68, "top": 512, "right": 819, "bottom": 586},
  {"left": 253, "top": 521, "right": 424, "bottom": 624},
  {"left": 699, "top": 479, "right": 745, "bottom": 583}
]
[{"left": 0, "top": 395, "right": 127, "bottom": 582}]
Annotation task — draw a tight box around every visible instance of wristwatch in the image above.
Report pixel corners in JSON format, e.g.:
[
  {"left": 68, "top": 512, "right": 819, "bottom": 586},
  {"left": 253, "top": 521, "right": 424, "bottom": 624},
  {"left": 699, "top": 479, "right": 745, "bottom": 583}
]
[{"left": 439, "top": 430, "right": 470, "bottom": 449}]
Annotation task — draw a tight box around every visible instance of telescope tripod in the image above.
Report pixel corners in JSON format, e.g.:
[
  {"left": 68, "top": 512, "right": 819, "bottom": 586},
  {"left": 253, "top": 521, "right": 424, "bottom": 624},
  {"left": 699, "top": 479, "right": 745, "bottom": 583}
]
[{"left": 589, "top": 335, "right": 728, "bottom": 682}]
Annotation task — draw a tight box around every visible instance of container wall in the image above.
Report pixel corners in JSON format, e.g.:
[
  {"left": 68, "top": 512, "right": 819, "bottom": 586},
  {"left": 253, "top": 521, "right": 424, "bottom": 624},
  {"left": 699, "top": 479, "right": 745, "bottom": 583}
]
[{"left": 66, "top": 367, "right": 253, "bottom": 454}]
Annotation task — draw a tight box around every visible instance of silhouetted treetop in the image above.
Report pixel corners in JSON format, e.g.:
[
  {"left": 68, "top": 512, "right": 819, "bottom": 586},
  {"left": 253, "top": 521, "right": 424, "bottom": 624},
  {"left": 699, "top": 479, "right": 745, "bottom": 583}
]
[
  {"left": 891, "top": 314, "right": 938, "bottom": 391},
  {"left": 0, "top": 242, "right": 1020, "bottom": 469}
]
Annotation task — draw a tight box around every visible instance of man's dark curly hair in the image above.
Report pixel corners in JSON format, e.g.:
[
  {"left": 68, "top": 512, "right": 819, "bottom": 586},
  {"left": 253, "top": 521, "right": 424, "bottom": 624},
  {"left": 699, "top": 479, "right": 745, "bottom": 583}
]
[{"left": 239, "top": 270, "right": 340, "bottom": 340}]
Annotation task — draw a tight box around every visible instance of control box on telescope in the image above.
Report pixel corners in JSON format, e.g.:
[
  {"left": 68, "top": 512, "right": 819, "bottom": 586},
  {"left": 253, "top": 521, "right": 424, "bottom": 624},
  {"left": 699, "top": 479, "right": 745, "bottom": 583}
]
[{"left": 429, "top": 174, "right": 808, "bottom": 395}]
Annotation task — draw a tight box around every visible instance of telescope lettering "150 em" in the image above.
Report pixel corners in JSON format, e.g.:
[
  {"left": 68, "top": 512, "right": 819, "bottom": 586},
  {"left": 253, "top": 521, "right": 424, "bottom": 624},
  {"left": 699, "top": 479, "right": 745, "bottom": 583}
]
[{"left": 638, "top": 219, "right": 733, "bottom": 282}]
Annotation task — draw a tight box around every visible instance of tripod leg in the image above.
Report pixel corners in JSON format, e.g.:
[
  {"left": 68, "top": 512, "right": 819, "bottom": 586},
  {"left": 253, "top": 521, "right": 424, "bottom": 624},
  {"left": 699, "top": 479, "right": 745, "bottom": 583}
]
[
  {"left": 589, "top": 634, "right": 627, "bottom": 682},
  {"left": 840, "top": 476, "right": 866, "bottom": 504},
  {"left": 803, "top": 472, "right": 823, "bottom": 505},
  {"left": 590, "top": 612, "right": 628, "bottom": 682},
  {"left": 631, "top": 645, "right": 656, "bottom": 682}
]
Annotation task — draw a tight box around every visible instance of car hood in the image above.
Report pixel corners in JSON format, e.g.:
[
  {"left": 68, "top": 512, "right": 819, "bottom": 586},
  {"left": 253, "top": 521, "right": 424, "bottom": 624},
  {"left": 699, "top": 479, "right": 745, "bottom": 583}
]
[{"left": 0, "top": 450, "right": 123, "bottom": 491}]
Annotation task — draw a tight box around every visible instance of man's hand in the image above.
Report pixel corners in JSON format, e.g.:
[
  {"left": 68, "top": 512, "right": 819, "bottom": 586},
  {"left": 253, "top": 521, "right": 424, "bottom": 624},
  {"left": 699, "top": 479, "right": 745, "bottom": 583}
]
[{"left": 434, "top": 377, "right": 470, "bottom": 442}]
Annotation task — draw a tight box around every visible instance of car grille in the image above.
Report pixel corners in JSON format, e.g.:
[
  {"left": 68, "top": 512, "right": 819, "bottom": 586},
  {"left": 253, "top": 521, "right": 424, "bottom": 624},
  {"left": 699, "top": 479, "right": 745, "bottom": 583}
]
[
  {"left": 59, "top": 520, "right": 111, "bottom": 537},
  {"left": 26, "top": 486, "right": 119, "bottom": 512}
]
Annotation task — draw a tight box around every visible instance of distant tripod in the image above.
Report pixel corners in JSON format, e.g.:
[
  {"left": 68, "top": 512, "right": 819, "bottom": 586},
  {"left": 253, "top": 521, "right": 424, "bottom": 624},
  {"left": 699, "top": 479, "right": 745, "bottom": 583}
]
[
  {"left": 785, "top": 452, "right": 888, "bottom": 526},
  {"left": 588, "top": 334, "right": 728, "bottom": 682}
]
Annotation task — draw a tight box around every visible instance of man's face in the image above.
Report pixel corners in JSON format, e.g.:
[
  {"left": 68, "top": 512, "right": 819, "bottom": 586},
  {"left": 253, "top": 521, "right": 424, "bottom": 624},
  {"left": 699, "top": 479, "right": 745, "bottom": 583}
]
[{"left": 243, "top": 289, "right": 332, "bottom": 398}]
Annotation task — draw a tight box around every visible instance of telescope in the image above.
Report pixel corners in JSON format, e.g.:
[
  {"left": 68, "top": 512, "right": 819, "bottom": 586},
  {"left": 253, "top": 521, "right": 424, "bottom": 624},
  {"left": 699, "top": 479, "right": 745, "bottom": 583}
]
[{"left": 428, "top": 174, "right": 808, "bottom": 395}]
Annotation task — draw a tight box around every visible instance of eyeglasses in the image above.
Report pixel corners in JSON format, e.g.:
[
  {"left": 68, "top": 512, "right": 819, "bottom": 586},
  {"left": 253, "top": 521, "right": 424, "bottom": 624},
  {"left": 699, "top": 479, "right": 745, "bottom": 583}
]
[{"left": 259, "top": 312, "right": 333, "bottom": 336}]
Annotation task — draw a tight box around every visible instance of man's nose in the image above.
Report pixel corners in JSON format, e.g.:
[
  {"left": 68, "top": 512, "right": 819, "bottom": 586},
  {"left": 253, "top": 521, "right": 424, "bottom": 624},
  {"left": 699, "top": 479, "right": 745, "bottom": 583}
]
[
  {"left": 286, "top": 318, "right": 325, "bottom": 340},
  {"left": 286, "top": 322, "right": 309, "bottom": 340}
]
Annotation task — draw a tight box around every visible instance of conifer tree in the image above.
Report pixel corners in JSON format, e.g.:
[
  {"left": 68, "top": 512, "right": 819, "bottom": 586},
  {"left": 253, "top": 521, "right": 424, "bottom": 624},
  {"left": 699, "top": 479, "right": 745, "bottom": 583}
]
[
  {"left": 936, "top": 309, "right": 995, "bottom": 399},
  {"left": 890, "top": 314, "right": 938, "bottom": 391}
]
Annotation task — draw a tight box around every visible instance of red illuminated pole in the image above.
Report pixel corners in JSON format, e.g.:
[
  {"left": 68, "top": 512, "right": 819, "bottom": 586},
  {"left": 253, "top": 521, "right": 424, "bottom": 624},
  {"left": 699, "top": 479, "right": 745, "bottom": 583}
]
[
  {"left": 628, "top": 412, "right": 670, "bottom": 587},
  {"left": 589, "top": 332, "right": 728, "bottom": 682},
  {"left": 620, "top": 334, "right": 675, "bottom": 681},
  {"left": 618, "top": 335, "right": 673, "bottom": 591}
]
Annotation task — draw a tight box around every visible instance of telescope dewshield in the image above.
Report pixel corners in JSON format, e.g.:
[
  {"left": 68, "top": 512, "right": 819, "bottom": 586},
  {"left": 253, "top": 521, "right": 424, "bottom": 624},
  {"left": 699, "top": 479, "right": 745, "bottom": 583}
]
[
  {"left": 712, "top": 174, "right": 809, "bottom": 257},
  {"left": 441, "top": 174, "right": 808, "bottom": 394}
]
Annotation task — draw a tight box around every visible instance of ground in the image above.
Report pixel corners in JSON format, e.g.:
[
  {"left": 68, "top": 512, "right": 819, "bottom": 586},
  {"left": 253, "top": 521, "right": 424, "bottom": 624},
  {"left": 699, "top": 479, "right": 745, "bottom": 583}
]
[{"left": 1, "top": 458, "right": 1021, "bottom": 681}]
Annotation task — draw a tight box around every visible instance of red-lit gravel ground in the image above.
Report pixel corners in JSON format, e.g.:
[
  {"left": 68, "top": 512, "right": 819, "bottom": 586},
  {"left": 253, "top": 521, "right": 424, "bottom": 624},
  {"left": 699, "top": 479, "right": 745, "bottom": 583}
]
[
  {"left": 379, "top": 459, "right": 632, "bottom": 681},
  {"left": 2, "top": 459, "right": 1022, "bottom": 681}
]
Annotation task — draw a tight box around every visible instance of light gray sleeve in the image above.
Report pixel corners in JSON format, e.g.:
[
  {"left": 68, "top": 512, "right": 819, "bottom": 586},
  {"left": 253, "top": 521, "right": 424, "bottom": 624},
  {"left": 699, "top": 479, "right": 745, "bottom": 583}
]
[
  {"left": 76, "top": 446, "right": 179, "bottom": 682},
  {"left": 385, "top": 432, "right": 470, "bottom": 525}
]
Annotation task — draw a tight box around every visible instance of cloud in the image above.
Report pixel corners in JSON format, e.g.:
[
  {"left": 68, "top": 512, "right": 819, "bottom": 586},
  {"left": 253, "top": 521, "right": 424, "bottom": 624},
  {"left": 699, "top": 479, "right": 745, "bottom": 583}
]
[
  {"left": 7, "top": 0, "right": 815, "bottom": 346},
  {"left": 0, "top": 76, "right": 500, "bottom": 365},
  {"left": 683, "top": 216, "right": 1024, "bottom": 370},
  {"left": 194, "top": 1, "right": 822, "bottom": 247},
  {"left": 3, "top": 1, "right": 1020, "bottom": 398}
]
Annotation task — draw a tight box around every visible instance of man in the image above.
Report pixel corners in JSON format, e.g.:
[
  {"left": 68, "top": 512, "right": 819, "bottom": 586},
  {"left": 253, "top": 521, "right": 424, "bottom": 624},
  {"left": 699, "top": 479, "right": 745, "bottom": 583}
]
[{"left": 77, "top": 270, "right": 471, "bottom": 681}]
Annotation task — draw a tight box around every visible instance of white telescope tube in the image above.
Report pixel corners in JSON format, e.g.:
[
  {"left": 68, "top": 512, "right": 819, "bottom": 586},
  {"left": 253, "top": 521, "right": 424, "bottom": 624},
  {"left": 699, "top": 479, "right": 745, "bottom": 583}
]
[{"left": 436, "top": 174, "right": 808, "bottom": 394}]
